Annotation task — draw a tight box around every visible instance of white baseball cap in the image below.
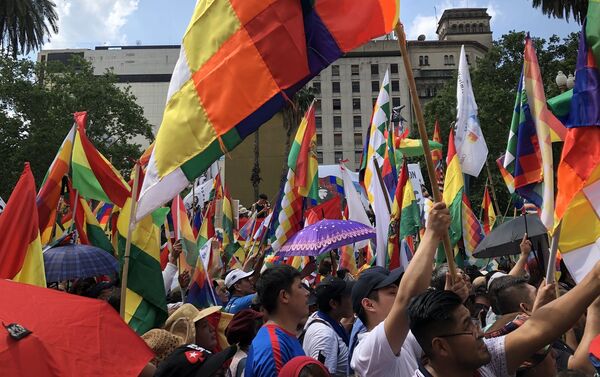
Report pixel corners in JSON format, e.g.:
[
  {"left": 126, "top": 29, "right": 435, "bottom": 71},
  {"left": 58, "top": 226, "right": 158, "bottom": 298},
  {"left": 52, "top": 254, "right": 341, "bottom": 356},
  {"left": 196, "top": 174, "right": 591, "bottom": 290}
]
[{"left": 225, "top": 269, "right": 254, "bottom": 289}]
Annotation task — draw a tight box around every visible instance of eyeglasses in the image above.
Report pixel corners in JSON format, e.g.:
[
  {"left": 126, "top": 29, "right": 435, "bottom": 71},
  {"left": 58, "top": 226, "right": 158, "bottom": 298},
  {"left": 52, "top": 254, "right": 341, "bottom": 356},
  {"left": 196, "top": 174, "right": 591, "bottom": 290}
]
[{"left": 436, "top": 331, "right": 476, "bottom": 339}]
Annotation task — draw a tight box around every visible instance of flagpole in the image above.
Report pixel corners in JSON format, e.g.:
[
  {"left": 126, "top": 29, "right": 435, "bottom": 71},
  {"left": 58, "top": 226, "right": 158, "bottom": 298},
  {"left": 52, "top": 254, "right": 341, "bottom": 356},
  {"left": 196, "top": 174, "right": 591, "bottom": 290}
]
[
  {"left": 395, "top": 23, "right": 458, "bottom": 280},
  {"left": 485, "top": 161, "right": 502, "bottom": 221},
  {"left": 120, "top": 162, "right": 140, "bottom": 319},
  {"left": 545, "top": 223, "right": 561, "bottom": 284},
  {"left": 373, "top": 157, "right": 392, "bottom": 213},
  {"left": 478, "top": 177, "right": 489, "bottom": 220}
]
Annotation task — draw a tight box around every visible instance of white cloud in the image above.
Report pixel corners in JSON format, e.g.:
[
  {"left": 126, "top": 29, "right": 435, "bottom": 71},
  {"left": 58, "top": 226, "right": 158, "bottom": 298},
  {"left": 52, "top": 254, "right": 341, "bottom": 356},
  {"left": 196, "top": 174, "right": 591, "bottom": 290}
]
[
  {"left": 44, "top": 0, "right": 139, "bottom": 49},
  {"left": 406, "top": 0, "right": 501, "bottom": 40}
]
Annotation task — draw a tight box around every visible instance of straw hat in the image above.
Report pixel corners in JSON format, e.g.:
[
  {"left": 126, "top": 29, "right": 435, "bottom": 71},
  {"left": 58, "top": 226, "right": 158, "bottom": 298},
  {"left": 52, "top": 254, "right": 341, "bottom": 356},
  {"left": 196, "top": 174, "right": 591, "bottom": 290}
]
[
  {"left": 193, "top": 306, "right": 222, "bottom": 323},
  {"left": 142, "top": 329, "right": 185, "bottom": 366},
  {"left": 164, "top": 303, "right": 200, "bottom": 329},
  {"left": 169, "top": 316, "right": 196, "bottom": 344}
]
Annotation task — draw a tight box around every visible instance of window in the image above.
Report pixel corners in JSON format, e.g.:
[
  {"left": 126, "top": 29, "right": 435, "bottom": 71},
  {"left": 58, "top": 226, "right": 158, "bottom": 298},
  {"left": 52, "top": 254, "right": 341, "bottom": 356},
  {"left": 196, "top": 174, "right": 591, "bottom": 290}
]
[
  {"left": 315, "top": 116, "right": 322, "bottom": 129},
  {"left": 355, "top": 151, "right": 363, "bottom": 164},
  {"left": 334, "top": 134, "right": 343, "bottom": 146},
  {"left": 334, "top": 151, "right": 343, "bottom": 162},
  {"left": 351, "top": 64, "right": 359, "bottom": 76},
  {"left": 444, "top": 55, "right": 448, "bottom": 65},
  {"left": 333, "top": 116, "right": 342, "bottom": 129},
  {"left": 333, "top": 98, "right": 341, "bottom": 111},
  {"left": 353, "top": 116, "right": 362, "bottom": 129},
  {"left": 312, "top": 82, "right": 321, "bottom": 94},
  {"left": 448, "top": 55, "right": 455, "bottom": 65},
  {"left": 424, "top": 56, "right": 429, "bottom": 66},
  {"left": 371, "top": 64, "right": 379, "bottom": 75},
  {"left": 332, "top": 65, "right": 339, "bottom": 76},
  {"left": 332, "top": 81, "right": 340, "bottom": 93},
  {"left": 317, "top": 151, "right": 323, "bottom": 164},
  {"left": 466, "top": 24, "right": 471, "bottom": 33},
  {"left": 317, "top": 134, "right": 322, "bottom": 146},
  {"left": 354, "top": 133, "right": 363, "bottom": 147},
  {"left": 391, "top": 80, "right": 400, "bottom": 92},
  {"left": 315, "top": 100, "right": 321, "bottom": 112},
  {"left": 458, "top": 24, "right": 464, "bottom": 33},
  {"left": 390, "top": 64, "right": 399, "bottom": 74},
  {"left": 371, "top": 81, "right": 379, "bottom": 92},
  {"left": 419, "top": 56, "right": 424, "bottom": 66},
  {"left": 353, "top": 98, "right": 361, "bottom": 111},
  {"left": 392, "top": 97, "right": 401, "bottom": 108},
  {"left": 352, "top": 81, "right": 360, "bottom": 93}
]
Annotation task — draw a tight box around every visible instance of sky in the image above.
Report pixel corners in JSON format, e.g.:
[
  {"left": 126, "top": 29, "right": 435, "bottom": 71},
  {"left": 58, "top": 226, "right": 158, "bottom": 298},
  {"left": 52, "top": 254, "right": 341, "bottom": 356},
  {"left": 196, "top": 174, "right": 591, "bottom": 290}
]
[{"left": 43, "top": 0, "right": 581, "bottom": 50}]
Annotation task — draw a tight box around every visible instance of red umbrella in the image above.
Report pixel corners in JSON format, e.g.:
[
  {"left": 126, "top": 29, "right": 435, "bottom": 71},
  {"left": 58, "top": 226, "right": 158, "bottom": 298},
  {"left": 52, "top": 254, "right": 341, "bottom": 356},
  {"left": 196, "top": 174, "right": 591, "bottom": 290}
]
[{"left": 0, "top": 279, "right": 154, "bottom": 376}]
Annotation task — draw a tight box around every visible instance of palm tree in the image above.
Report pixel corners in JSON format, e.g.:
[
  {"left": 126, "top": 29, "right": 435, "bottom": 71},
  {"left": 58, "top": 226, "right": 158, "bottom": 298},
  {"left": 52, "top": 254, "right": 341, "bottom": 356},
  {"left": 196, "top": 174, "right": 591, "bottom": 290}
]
[
  {"left": 531, "top": 0, "right": 588, "bottom": 23},
  {"left": 0, "top": 0, "right": 59, "bottom": 58}
]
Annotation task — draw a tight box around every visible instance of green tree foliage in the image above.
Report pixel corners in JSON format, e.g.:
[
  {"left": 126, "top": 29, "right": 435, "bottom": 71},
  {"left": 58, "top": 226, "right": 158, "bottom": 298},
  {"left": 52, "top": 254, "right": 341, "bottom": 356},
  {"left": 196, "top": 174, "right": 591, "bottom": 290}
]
[
  {"left": 0, "top": 55, "right": 153, "bottom": 198},
  {"left": 423, "top": 31, "right": 579, "bottom": 217}
]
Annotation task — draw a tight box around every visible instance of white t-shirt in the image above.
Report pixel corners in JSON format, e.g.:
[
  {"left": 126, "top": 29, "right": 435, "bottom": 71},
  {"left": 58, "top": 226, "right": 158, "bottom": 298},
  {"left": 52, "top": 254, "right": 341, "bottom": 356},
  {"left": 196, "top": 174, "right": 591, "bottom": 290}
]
[
  {"left": 350, "top": 321, "right": 423, "bottom": 377},
  {"left": 412, "top": 336, "right": 511, "bottom": 377},
  {"left": 302, "top": 313, "right": 349, "bottom": 377}
]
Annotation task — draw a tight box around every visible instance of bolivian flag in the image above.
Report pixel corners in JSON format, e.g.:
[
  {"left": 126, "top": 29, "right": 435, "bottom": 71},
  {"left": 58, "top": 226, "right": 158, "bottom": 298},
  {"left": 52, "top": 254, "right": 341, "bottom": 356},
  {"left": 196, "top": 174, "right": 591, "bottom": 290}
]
[{"left": 0, "top": 163, "right": 46, "bottom": 287}]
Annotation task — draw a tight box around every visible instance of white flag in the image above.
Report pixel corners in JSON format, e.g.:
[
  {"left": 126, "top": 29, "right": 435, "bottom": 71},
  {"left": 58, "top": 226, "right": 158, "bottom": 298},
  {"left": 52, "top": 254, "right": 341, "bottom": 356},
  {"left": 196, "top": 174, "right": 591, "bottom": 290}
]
[
  {"left": 367, "top": 158, "right": 391, "bottom": 267},
  {"left": 455, "top": 45, "right": 488, "bottom": 177},
  {"left": 0, "top": 196, "right": 5, "bottom": 214}
]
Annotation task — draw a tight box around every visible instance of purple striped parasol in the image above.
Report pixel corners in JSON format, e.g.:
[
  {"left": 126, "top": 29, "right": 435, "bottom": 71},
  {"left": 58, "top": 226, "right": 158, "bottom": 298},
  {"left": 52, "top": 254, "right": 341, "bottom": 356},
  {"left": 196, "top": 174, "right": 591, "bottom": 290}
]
[{"left": 278, "top": 219, "right": 375, "bottom": 257}]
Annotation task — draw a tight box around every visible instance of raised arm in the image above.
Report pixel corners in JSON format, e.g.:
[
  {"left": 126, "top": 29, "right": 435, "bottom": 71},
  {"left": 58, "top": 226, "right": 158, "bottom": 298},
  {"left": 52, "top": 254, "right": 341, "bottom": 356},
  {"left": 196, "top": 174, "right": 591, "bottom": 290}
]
[
  {"left": 384, "top": 202, "right": 450, "bottom": 354},
  {"left": 509, "top": 234, "right": 531, "bottom": 277},
  {"left": 505, "top": 261, "right": 600, "bottom": 374},
  {"left": 568, "top": 296, "right": 600, "bottom": 374}
]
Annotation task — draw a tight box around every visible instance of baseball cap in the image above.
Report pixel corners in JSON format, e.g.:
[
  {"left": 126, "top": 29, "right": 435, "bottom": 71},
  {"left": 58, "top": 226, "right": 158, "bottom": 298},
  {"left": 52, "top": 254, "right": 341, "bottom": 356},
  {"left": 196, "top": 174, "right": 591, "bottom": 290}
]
[
  {"left": 225, "top": 269, "right": 254, "bottom": 289},
  {"left": 351, "top": 266, "right": 404, "bottom": 314},
  {"left": 155, "top": 344, "right": 237, "bottom": 377},
  {"left": 315, "top": 276, "right": 355, "bottom": 304}
]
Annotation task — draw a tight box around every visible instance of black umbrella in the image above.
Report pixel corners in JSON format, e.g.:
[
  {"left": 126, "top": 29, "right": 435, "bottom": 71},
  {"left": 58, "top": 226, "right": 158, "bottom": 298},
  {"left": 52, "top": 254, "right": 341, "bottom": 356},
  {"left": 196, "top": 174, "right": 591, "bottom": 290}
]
[{"left": 474, "top": 214, "right": 549, "bottom": 259}]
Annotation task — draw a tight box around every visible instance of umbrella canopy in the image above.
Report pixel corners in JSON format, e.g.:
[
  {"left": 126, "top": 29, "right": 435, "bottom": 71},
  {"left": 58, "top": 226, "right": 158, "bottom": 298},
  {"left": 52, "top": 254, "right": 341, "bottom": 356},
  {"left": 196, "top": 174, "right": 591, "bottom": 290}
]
[
  {"left": 0, "top": 279, "right": 153, "bottom": 376},
  {"left": 474, "top": 214, "right": 549, "bottom": 258},
  {"left": 278, "top": 219, "right": 375, "bottom": 257},
  {"left": 43, "top": 244, "right": 120, "bottom": 282}
]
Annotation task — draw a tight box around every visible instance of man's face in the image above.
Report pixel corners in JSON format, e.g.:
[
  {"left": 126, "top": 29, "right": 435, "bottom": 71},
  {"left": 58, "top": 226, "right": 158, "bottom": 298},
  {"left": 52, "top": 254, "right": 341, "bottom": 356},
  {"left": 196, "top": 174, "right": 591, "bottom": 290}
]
[
  {"left": 338, "top": 294, "right": 354, "bottom": 319},
  {"left": 235, "top": 277, "right": 255, "bottom": 296},
  {"left": 435, "top": 305, "right": 490, "bottom": 369},
  {"left": 215, "top": 282, "right": 229, "bottom": 304},
  {"left": 366, "top": 284, "right": 398, "bottom": 326},
  {"left": 286, "top": 277, "right": 310, "bottom": 319},
  {"left": 195, "top": 318, "right": 217, "bottom": 351}
]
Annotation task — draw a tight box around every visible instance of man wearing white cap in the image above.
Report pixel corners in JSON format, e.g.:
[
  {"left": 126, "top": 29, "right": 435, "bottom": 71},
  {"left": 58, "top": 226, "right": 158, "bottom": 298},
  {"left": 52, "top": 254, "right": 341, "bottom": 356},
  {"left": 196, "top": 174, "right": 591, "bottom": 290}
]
[{"left": 224, "top": 269, "right": 257, "bottom": 314}]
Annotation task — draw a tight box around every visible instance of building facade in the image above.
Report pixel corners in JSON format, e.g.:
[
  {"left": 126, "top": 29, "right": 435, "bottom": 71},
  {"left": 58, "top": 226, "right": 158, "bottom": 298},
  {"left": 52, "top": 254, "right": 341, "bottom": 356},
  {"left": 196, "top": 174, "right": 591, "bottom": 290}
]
[{"left": 38, "top": 8, "right": 493, "bottom": 203}]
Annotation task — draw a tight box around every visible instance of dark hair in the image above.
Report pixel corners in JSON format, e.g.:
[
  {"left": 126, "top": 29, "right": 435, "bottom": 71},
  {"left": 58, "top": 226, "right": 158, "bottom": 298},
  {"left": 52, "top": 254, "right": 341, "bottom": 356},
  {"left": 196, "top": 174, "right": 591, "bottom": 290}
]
[
  {"left": 556, "top": 370, "right": 588, "bottom": 377},
  {"left": 336, "top": 269, "right": 349, "bottom": 280},
  {"left": 464, "top": 265, "right": 483, "bottom": 282},
  {"left": 298, "top": 364, "right": 330, "bottom": 377},
  {"left": 256, "top": 265, "right": 301, "bottom": 314},
  {"left": 356, "top": 289, "right": 379, "bottom": 326},
  {"left": 408, "top": 290, "right": 463, "bottom": 356},
  {"left": 259, "top": 193, "right": 268, "bottom": 200},
  {"left": 488, "top": 276, "right": 531, "bottom": 315}
]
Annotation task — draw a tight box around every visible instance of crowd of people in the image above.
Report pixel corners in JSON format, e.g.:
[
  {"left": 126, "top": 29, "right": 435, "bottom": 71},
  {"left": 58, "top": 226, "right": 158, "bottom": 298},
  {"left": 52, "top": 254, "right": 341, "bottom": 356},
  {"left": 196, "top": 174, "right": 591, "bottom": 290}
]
[{"left": 59, "top": 201, "right": 600, "bottom": 377}]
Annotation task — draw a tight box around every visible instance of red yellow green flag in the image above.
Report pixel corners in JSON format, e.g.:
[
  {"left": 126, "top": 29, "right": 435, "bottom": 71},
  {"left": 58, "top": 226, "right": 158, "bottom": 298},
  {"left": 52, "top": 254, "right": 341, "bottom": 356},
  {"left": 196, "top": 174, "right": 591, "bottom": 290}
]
[{"left": 0, "top": 163, "right": 46, "bottom": 287}]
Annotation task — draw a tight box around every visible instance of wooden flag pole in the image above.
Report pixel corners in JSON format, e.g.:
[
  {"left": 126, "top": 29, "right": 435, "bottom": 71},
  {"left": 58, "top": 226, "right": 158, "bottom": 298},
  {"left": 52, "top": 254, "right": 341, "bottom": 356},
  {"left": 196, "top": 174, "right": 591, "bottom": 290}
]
[
  {"left": 120, "top": 162, "right": 141, "bottom": 319},
  {"left": 395, "top": 23, "right": 457, "bottom": 280}
]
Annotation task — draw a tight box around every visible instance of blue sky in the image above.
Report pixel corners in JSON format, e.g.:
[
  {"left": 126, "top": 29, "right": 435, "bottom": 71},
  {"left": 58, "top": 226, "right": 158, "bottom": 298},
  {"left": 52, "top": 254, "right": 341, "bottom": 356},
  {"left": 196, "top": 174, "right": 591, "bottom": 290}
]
[{"left": 44, "top": 0, "right": 580, "bottom": 50}]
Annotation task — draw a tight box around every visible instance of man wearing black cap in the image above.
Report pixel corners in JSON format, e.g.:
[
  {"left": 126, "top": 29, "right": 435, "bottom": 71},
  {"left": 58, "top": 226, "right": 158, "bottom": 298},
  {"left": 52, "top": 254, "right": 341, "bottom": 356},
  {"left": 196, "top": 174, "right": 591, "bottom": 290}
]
[
  {"left": 155, "top": 343, "right": 237, "bottom": 377},
  {"left": 350, "top": 202, "right": 466, "bottom": 376},
  {"left": 302, "top": 276, "right": 354, "bottom": 377}
]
